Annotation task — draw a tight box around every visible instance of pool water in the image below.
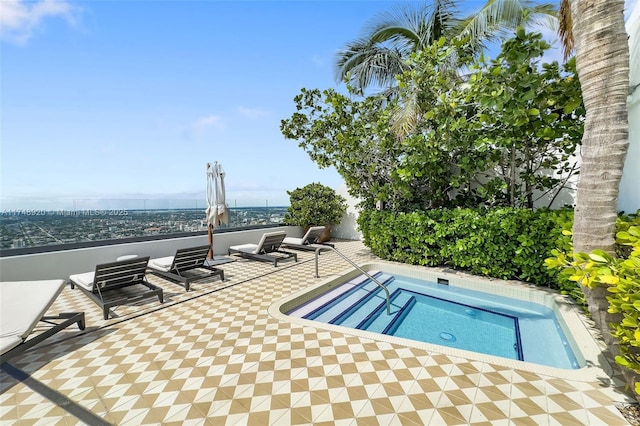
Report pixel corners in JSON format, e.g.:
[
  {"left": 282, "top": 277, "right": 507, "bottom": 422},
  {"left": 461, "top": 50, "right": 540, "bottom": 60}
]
[
  {"left": 287, "top": 272, "right": 579, "bottom": 370},
  {"left": 385, "top": 290, "right": 522, "bottom": 361}
]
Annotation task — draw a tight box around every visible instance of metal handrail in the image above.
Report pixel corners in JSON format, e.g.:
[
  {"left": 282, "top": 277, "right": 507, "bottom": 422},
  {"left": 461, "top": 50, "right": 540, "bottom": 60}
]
[{"left": 316, "top": 244, "right": 391, "bottom": 315}]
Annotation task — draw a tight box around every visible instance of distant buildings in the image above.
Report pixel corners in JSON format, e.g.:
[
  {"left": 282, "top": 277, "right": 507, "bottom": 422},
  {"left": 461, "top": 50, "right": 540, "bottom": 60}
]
[{"left": 0, "top": 207, "right": 288, "bottom": 249}]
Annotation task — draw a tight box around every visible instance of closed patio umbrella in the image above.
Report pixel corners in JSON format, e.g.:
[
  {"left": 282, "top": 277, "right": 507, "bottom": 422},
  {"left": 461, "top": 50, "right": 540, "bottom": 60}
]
[{"left": 206, "top": 162, "right": 228, "bottom": 259}]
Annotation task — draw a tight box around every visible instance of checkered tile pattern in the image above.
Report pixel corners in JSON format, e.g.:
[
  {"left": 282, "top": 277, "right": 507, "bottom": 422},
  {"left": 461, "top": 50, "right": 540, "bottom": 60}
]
[{"left": 0, "top": 241, "right": 635, "bottom": 425}]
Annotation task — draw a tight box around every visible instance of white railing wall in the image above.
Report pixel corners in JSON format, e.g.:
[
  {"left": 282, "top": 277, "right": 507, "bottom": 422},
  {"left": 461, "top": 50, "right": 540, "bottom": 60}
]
[{"left": 0, "top": 226, "right": 301, "bottom": 282}]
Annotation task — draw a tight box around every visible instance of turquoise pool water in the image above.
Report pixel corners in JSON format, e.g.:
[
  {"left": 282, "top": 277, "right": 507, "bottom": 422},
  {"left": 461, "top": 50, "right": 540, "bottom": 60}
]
[{"left": 287, "top": 272, "right": 579, "bottom": 370}]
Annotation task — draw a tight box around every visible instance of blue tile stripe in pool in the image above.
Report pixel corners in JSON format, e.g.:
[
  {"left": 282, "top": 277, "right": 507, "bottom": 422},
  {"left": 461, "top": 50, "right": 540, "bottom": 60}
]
[
  {"left": 287, "top": 272, "right": 381, "bottom": 318},
  {"left": 367, "top": 291, "right": 416, "bottom": 334},
  {"left": 296, "top": 274, "right": 393, "bottom": 323},
  {"left": 325, "top": 274, "right": 396, "bottom": 325},
  {"left": 380, "top": 288, "right": 524, "bottom": 362}
]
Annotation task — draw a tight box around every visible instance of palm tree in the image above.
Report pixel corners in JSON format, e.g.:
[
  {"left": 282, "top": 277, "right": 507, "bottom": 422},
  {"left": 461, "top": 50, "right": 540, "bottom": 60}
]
[
  {"left": 559, "top": 0, "right": 635, "bottom": 394},
  {"left": 457, "top": 0, "right": 557, "bottom": 50},
  {"left": 334, "top": 0, "right": 458, "bottom": 92},
  {"left": 335, "top": 0, "right": 557, "bottom": 94}
]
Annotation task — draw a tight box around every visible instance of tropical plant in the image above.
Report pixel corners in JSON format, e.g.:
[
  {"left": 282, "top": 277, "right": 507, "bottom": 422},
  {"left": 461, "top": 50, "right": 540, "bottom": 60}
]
[
  {"left": 334, "top": 0, "right": 458, "bottom": 93},
  {"left": 555, "top": 0, "right": 635, "bottom": 400},
  {"left": 284, "top": 183, "right": 347, "bottom": 229},
  {"left": 335, "top": 0, "right": 557, "bottom": 94},
  {"left": 280, "top": 87, "right": 401, "bottom": 208},
  {"left": 546, "top": 213, "right": 640, "bottom": 397},
  {"left": 460, "top": 29, "right": 583, "bottom": 208},
  {"left": 283, "top": 31, "right": 584, "bottom": 211}
]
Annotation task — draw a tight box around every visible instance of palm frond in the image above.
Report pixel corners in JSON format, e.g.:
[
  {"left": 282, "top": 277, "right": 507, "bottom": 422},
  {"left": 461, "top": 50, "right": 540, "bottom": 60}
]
[
  {"left": 334, "top": 0, "right": 461, "bottom": 89},
  {"left": 335, "top": 41, "right": 408, "bottom": 92},
  {"left": 558, "top": 0, "right": 574, "bottom": 60},
  {"left": 363, "top": 1, "right": 459, "bottom": 47},
  {"left": 390, "top": 83, "right": 423, "bottom": 138},
  {"left": 428, "top": 0, "right": 461, "bottom": 42},
  {"left": 456, "top": 0, "right": 557, "bottom": 47}
]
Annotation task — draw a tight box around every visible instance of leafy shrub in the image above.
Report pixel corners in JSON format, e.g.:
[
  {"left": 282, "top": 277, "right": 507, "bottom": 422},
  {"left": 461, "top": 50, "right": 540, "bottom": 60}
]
[
  {"left": 284, "top": 182, "right": 347, "bottom": 227},
  {"left": 358, "top": 207, "right": 574, "bottom": 288},
  {"left": 546, "top": 211, "right": 640, "bottom": 396}
]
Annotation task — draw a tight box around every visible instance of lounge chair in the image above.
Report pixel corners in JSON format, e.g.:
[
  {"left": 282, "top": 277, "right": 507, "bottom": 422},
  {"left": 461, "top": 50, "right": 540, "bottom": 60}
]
[
  {"left": 69, "top": 256, "right": 163, "bottom": 320},
  {"left": 228, "top": 230, "right": 297, "bottom": 266},
  {"left": 281, "top": 226, "right": 334, "bottom": 251},
  {"left": 1, "top": 279, "right": 85, "bottom": 364},
  {"left": 147, "top": 245, "right": 224, "bottom": 291},
  {"left": 281, "top": 226, "right": 336, "bottom": 278}
]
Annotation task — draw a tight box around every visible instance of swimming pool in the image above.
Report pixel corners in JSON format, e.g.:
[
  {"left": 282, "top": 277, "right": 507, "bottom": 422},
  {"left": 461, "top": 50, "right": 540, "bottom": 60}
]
[{"left": 271, "top": 262, "right": 611, "bottom": 381}]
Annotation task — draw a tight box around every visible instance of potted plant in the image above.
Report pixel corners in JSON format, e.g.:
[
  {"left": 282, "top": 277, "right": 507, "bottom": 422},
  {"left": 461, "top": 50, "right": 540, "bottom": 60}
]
[{"left": 284, "top": 183, "right": 347, "bottom": 242}]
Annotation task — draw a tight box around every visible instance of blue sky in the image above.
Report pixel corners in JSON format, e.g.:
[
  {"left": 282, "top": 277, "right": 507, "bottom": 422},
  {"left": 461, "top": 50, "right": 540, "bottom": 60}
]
[{"left": 0, "top": 0, "right": 635, "bottom": 210}]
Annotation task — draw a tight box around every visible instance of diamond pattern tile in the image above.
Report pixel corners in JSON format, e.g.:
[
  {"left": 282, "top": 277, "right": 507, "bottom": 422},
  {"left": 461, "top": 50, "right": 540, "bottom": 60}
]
[{"left": 0, "top": 240, "right": 636, "bottom": 425}]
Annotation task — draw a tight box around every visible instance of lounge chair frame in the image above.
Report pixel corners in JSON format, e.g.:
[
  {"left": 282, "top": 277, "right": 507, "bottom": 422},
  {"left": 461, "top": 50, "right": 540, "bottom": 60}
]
[
  {"left": 1, "top": 279, "right": 86, "bottom": 364},
  {"left": 1, "top": 312, "right": 85, "bottom": 364},
  {"left": 228, "top": 232, "right": 298, "bottom": 267},
  {"left": 70, "top": 256, "right": 163, "bottom": 320},
  {"left": 147, "top": 245, "right": 224, "bottom": 291},
  {"left": 281, "top": 226, "right": 335, "bottom": 252}
]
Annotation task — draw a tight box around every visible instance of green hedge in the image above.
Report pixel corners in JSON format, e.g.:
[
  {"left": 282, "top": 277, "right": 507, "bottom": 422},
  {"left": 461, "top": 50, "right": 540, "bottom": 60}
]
[{"left": 358, "top": 207, "right": 574, "bottom": 288}]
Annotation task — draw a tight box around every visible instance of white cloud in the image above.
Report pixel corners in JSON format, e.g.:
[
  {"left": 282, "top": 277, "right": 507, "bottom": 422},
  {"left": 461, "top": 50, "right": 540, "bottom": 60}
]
[
  {"left": 236, "top": 106, "right": 268, "bottom": 119},
  {"left": 311, "top": 53, "right": 325, "bottom": 67},
  {"left": 0, "top": 0, "right": 79, "bottom": 45},
  {"left": 187, "top": 114, "right": 224, "bottom": 140}
]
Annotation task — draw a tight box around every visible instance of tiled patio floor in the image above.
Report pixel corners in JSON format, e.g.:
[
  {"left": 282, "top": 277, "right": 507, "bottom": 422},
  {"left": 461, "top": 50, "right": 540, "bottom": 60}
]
[{"left": 0, "top": 240, "right": 636, "bottom": 425}]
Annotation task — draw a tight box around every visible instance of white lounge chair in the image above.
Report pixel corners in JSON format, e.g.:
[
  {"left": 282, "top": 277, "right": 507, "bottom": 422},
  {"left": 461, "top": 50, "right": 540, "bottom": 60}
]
[
  {"left": 147, "top": 245, "right": 224, "bottom": 291},
  {"left": 1, "top": 279, "right": 85, "bottom": 363},
  {"left": 228, "top": 230, "right": 297, "bottom": 266},
  {"left": 281, "top": 226, "right": 334, "bottom": 251}
]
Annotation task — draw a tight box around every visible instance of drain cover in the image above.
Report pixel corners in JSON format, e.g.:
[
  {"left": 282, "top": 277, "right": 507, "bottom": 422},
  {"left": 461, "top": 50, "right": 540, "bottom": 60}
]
[{"left": 440, "top": 332, "right": 456, "bottom": 342}]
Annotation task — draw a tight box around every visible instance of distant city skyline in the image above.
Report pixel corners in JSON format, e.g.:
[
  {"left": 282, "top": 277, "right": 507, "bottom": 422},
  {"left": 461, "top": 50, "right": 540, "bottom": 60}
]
[
  {"left": 2, "top": 0, "right": 636, "bottom": 211},
  {"left": 0, "top": 192, "right": 294, "bottom": 211},
  {"left": 1, "top": 206, "right": 289, "bottom": 249}
]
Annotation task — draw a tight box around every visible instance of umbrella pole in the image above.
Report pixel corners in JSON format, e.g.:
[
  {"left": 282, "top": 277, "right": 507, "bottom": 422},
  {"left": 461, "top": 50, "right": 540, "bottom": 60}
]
[{"left": 208, "top": 223, "right": 214, "bottom": 259}]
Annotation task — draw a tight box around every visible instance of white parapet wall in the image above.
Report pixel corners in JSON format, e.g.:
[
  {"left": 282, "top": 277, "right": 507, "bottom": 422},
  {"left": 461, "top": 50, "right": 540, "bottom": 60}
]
[
  {"left": 0, "top": 226, "right": 301, "bottom": 282},
  {"left": 619, "top": 1, "right": 640, "bottom": 214},
  {"left": 332, "top": 183, "right": 363, "bottom": 241}
]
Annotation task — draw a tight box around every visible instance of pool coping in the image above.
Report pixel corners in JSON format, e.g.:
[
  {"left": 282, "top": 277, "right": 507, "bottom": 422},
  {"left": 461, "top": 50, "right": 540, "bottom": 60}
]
[{"left": 269, "top": 261, "right": 614, "bottom": 383}]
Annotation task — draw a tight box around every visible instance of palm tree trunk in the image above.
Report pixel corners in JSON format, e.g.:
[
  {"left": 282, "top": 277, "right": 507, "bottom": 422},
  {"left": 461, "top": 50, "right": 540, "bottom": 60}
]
[
  {"left": 569, "top": 0, "right": 636, "bottom": 396},
  {"left": 571, "top": 0, "right": 629, "bottom": 256}
]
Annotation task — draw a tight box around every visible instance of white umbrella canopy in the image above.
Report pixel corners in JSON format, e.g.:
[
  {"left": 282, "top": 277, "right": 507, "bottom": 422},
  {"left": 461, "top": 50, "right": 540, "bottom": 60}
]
[{"left": 206, "top": 162, "right": 228, "bottom": 258}]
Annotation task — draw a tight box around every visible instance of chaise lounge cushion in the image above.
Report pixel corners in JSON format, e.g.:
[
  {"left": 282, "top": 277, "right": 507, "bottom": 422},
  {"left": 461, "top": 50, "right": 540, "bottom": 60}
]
[
  {"left": 282, "top": 237, "right": 305, "bottom": 246},
  {"left": 229, "top": 231, "right": 286, "bottom": 254},
  {"left": 229, "top": 243, "right": 261, "bottom": 254},
  {"left": 0, "top": 280, "right": 65, "bottom": 355},
  {"left": 148, "top": 256, "right": 174, "bottom": 272},
  {"left": 282, "top": 226, "right": 326, "bottom": 246},
  {"left": 146, "top": 246, "right": 224, "bottom": 291},
  {"left": 228, "top": 231, "right": 297, "bottom": 267},
  {"left": 68, "top": 271, "right": 97, "bottom": 292},
  {"left": 69, "top": 256, "right": 162, "bottom": 320}
]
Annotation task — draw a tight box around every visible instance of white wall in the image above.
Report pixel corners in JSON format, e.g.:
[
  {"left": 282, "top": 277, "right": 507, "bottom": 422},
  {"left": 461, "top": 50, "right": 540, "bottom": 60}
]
[
  {"left": 332, "top": 183, "right": 363, "bottom": 240},
  {"left": 619, "top": 1, "right": 640, "bottom": 214},
  {"left": 0, "top": 226, "right": 301, "bottom": 282}
]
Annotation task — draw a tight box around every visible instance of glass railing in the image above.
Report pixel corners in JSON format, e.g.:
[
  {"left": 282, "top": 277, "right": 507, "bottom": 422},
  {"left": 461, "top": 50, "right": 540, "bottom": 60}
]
[{"left": 0, "top": 199, "right": 289, "bottom": 251}]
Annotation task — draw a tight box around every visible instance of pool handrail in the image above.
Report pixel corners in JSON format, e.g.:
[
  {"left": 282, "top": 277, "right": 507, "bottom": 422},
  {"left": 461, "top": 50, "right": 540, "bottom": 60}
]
[{"left": 315, "top": 244, "right": 391, "bottom": 315}]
